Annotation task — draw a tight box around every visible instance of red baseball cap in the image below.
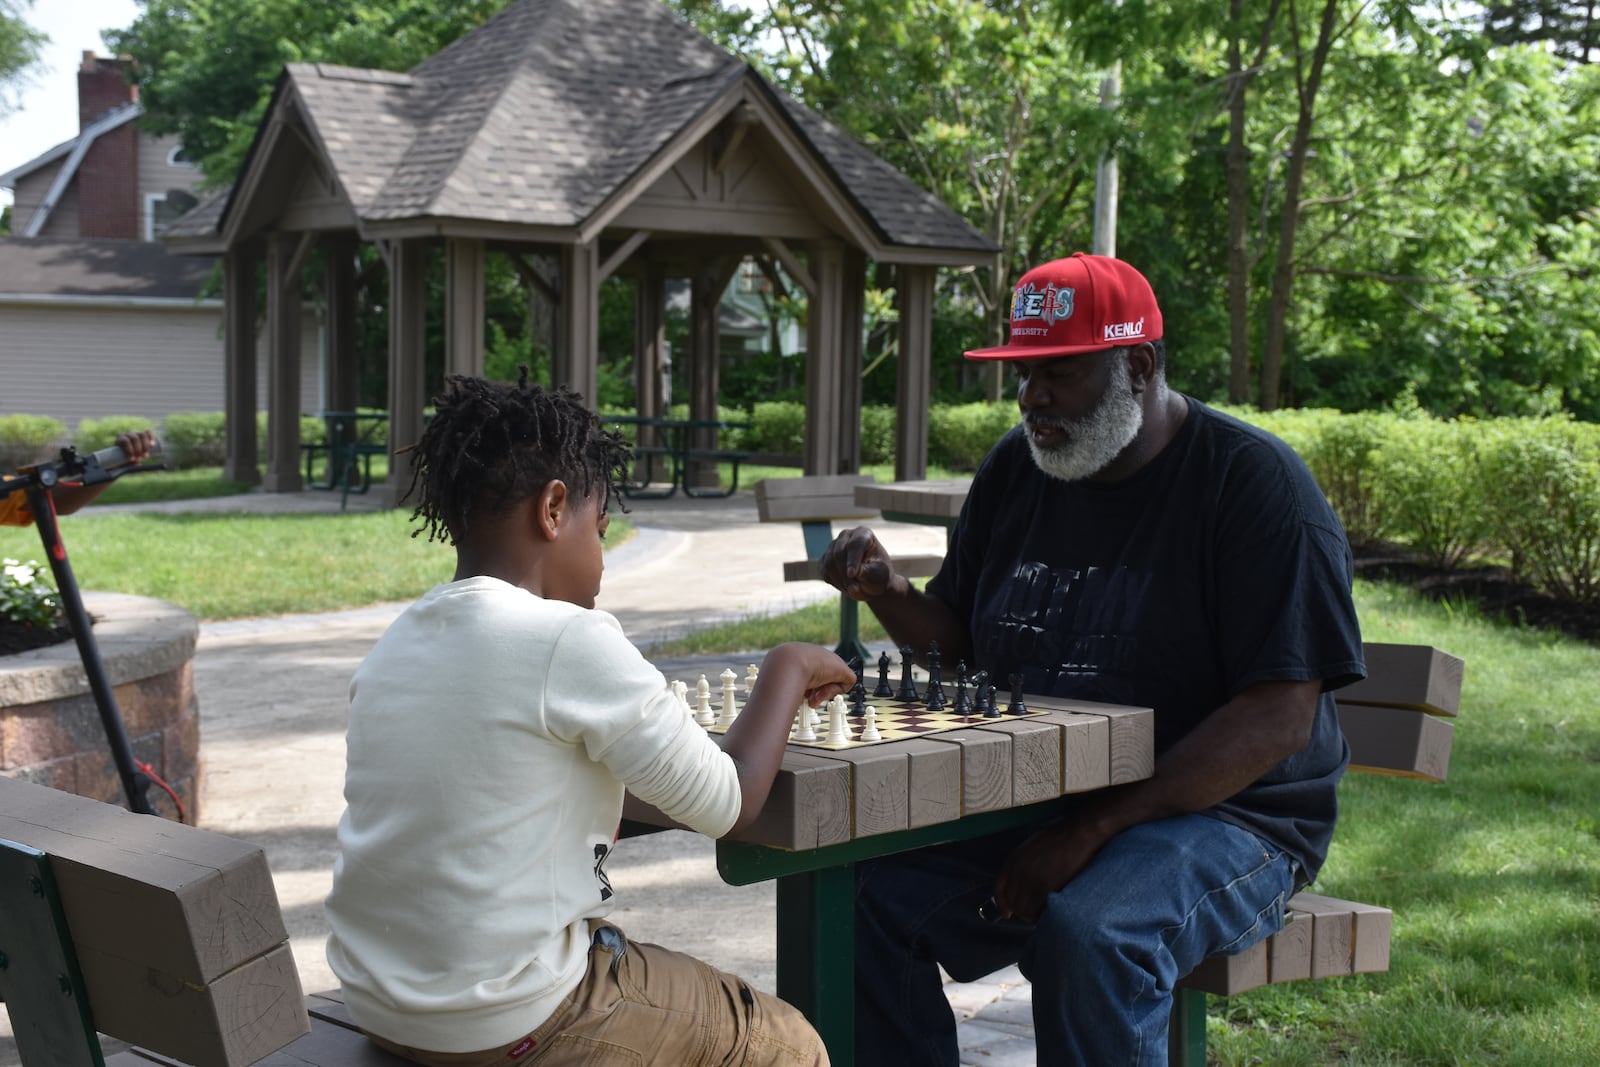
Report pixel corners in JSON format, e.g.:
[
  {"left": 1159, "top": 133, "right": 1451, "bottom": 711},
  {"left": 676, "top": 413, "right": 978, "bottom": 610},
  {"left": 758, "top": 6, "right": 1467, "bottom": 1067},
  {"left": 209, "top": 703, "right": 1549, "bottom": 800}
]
[{"left": 964, "top": 253, "right": 1163, "bottom": 360}]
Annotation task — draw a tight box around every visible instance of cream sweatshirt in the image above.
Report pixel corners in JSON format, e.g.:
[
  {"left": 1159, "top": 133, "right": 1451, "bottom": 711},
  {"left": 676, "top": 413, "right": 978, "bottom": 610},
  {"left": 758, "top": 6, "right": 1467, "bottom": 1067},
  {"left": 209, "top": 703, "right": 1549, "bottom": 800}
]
[{"left": 324, "top": 577, "right": 741, "bottom": 1052}]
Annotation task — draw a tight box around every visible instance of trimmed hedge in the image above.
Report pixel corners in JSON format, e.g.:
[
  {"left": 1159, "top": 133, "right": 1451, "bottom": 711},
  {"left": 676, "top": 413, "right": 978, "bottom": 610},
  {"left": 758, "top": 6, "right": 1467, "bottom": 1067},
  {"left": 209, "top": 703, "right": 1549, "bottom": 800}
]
[{"left": 0, "top": 414, "right": 66, "bottom": 471}]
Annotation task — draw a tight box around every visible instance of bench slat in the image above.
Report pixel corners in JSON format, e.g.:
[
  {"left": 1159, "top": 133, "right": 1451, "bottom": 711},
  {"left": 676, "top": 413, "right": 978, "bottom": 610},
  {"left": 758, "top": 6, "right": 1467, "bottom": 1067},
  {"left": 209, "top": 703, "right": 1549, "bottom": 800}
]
[
  {"left": 1338, "top": 702, "right": 1455, "bottom": 782},
  {"left": 782, "top": 554, "right": 944, "bottom": 583},
  {"left": 1179, "top": 893, "right": 1393, "bottom": 995},
  {"left": 1342, "top": 642, "right": 1464, "bottom": 717}
]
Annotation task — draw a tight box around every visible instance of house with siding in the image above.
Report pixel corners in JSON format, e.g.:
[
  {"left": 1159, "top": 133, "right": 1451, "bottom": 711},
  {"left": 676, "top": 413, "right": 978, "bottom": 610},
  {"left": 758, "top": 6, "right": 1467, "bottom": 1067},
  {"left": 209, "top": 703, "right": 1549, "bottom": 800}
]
[{"left": 0, "top": 52, "right": 320, "bottom": 439}]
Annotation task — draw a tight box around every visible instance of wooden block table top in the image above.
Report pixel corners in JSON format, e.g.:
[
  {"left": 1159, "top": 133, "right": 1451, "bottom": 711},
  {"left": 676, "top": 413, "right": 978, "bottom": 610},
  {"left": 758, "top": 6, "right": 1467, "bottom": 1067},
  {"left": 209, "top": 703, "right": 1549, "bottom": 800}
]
[
  {"left": 853, "top": 479, "right": 972, "bottom": 521},
  {"left": 626, "top": 692, "right": 1154, "bottom": 851}
]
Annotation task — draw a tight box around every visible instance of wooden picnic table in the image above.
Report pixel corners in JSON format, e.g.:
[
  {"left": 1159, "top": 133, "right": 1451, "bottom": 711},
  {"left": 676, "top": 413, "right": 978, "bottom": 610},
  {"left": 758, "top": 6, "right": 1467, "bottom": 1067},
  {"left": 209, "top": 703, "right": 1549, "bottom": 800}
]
[
  {"left": 854, "top": 477, "right": 972, "bottom": 540},
  {"left": 623, "top": 687, "right": 1155, "bottom": 1066}
]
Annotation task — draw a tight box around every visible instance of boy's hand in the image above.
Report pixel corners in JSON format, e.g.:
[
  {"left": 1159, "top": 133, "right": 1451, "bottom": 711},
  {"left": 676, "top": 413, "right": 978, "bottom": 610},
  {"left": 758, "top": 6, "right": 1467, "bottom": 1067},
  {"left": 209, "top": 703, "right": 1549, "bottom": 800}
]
[{"left": 768, "top": 642, "right": 855, "bottom": 707}]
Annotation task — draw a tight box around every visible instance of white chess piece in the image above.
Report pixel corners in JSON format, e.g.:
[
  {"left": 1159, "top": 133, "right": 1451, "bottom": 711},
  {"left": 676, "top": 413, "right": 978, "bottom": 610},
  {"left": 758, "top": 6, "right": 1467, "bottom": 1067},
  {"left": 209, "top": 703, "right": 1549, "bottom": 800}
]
[
  {"left": 745, "top": 664, "right": 759, "bottom": 693},
  {"left": 860, "top": 705, "right": 882, "bottom": 742},
  {"left": 695, "top": 674, "right": 715, "bottom": 727},
  {"left": 721, "top": 668, "right": 740, "bottom": 723},
  {"left": 672, "top": 679, "right": 690, "bottom": 716},
  {"left": 793, "top": 698, "right": 818, "bottom": 742}
]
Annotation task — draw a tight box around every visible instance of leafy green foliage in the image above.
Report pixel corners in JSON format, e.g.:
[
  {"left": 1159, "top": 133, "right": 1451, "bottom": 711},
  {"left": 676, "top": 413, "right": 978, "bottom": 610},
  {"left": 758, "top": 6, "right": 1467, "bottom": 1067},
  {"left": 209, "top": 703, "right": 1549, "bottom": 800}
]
[
  {"left": 75, "top": 416, "right": 157, "bottom": 455},
  {"left": 0, "top": 0, "right": 44, "bottom": 115},
  {"left": 1476, "top": 418, "right": 1600, "bottom": 601},
  {"left": 1372, "top": 418, "right": 1495, "bottom": 568},
  {"left": 0, "top": 558, "right": 59, "bottom": 630},
  {"left": 0, "top": 413, "right": 65, "bottom": 470},
  {"left": 928, "top": 402, "right": 1020, "bottom": 471},
  {"left": 160, "top": 412, "right": 229, "bottom": 469}
]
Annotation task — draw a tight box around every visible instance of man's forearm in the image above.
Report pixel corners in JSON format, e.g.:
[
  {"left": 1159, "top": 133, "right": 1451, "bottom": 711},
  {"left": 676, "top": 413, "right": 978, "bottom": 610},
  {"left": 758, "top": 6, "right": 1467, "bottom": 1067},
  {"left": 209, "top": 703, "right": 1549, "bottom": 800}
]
[{"left": 862, "top": 576, "right": 973, "bottom": 665}]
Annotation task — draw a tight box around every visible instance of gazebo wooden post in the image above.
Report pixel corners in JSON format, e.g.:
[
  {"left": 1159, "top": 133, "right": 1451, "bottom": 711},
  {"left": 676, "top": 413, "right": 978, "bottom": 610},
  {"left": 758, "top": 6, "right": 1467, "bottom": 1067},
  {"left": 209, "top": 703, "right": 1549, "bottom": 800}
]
[
  {"left": 685, "top": 258, "right": 722, "bottom": 488},
  {"left": 803, "top": 240, "right": 845, "bottom": 476},
  {"left": 446, "top": 238, "right": 486, "bottom": 379},
  {"left": 894, "top": 264, "right": 936, "bottom": 480},
  {"left": 838, "top": 247, "right": 867, "bottom": 473},
  {"left": 634, "top": 259, "right": 666, "bottom": 448},
  {"left": 557, "top": 241, "right": 599, "bottom": 407},
  {"left": 384, "top": 239, "right": 428, "bottom": 503},
  {"left": 263, "top": 232, "right": 305, "bottom": 492},
  {"left": 323, "top": 234, "right": 360, "bottom": 413},
  {"left": 221, "top": 241, "right": 261, "bottom": 486}
]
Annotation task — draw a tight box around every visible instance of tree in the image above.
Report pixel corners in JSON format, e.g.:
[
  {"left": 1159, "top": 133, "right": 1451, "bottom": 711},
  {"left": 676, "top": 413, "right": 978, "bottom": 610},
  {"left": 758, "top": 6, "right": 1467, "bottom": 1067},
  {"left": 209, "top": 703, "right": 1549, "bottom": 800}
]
[
  {"left": 1483, "top": 1, "right": 1598, "bottom": 64},
  {"left": 0, "top": 0, "right": 45, "bottom": 117}
]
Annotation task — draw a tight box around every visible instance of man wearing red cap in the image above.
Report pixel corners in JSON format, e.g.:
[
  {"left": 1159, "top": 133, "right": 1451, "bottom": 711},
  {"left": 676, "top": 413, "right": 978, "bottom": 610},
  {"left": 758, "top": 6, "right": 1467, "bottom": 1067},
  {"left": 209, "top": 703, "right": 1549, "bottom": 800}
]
[{"left": 822, "top": 253, "right": 1365, "bottom": 1065}]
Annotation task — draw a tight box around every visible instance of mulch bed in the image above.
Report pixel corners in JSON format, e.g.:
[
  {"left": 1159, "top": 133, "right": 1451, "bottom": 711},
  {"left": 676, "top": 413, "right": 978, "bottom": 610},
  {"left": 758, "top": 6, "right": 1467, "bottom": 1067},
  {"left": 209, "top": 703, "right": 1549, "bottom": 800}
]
[
  {"left": 0, "top": 620, "right": 74, "bottom": 656},
  {"left": 1352, "top": 541, "right": 1600, "bottom": 646}
]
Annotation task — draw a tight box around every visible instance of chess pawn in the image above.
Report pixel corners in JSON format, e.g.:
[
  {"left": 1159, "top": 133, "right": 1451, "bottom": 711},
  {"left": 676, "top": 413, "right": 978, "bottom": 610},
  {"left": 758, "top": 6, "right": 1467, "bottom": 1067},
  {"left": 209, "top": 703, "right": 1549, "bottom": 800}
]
[
  {"left": 746, "top": 664, "right": 759, "bottom": 693},
  {"left": 672, "top": 679, "right": 690, "bottom": 715},
  {"left": 860, "top": 705, "right": 882, "bottom": 742},
  {"left": 695, "top": 674, "right": 716, "bottom": 727},
  {"left": 896, "top": 645, "right": 920, "bottom": 702},
  {"left": 720, "top": 668, "right": 740, "bottom": 724}
]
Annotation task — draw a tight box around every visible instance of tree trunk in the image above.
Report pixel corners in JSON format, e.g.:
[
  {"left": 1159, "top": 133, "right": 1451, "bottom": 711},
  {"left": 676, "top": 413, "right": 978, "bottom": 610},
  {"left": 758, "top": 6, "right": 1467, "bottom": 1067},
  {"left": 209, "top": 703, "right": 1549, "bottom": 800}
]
[
  {"left": 1260, "top": 0, "right": 1341, "bottom": 411},
  {"left": 1226, "top": 0, "right": 1253, "bottom": 405}
]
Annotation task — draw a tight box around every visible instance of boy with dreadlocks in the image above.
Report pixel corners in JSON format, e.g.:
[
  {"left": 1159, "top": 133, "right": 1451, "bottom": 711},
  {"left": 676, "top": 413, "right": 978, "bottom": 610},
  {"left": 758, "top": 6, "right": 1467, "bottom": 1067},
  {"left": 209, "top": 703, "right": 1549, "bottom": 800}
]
[{"left": 325, "top": 373, "right": 853, "bottom": 1067}]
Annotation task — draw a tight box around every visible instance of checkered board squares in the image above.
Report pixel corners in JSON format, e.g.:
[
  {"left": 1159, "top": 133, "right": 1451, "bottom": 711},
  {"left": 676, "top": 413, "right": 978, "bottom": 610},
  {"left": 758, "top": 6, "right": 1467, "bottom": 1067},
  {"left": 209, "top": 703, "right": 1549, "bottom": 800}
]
[{"left": 715, "top": 700, "right": 1047, "bottom": 751}]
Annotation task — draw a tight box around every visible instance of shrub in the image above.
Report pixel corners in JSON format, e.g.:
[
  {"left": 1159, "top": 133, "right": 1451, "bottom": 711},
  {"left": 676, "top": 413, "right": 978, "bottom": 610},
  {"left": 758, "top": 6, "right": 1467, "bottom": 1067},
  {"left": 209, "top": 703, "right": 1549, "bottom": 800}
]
[
  {"left": 1371, "top": 418, "right": 1494, "bottom": 568},
  {"left": 860, "top": 405, "right": 897, "bottom": 466},
  {"left": 0, "top": 414, "right": 67, "bottom": 472},
  {"left": 76, "top": 415, "right": 156, "bottom": 456},
  {"left": 745, "top": 402, "right": 807, "bottom": 456},
  {"left": 162, "top": 412, "right": 228, "bottom": 469},
  {"left": 0, "top": 558, "right": 61, "bottom": 630},
  {"left": 1477, "top": 418, "right": 1600, "bottom": 602},
  {"left": 929, "top": 403, "right": 1018, "bottom": 470}
]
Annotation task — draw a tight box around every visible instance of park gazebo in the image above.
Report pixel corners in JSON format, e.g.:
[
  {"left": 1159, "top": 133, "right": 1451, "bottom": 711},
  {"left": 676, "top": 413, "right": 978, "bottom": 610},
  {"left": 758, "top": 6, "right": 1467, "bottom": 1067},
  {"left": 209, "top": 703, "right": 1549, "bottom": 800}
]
[{"left": 162, "top": 0, "right": 998, "bottom": 500}]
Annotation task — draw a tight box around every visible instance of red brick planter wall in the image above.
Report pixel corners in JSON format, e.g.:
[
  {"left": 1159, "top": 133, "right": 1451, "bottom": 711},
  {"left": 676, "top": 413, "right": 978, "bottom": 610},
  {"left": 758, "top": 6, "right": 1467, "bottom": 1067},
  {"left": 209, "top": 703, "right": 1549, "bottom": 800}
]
[{"left": 0, "top": 593, "right": 201, "bottom": 820}]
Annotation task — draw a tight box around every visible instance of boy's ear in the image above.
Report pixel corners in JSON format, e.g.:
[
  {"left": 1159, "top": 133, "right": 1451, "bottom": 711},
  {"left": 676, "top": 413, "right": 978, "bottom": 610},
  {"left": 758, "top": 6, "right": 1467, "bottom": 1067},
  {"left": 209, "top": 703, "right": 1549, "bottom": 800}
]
[{"left": 533, "top": 479, "right": 569, "bottom": 541}]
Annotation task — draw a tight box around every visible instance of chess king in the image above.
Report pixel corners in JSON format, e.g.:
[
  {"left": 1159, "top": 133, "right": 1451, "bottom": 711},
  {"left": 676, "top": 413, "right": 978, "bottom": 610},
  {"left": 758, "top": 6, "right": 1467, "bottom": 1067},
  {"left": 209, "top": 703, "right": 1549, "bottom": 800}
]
[{"left": 820, "top": 253, "right": 1366, "bottom": 1066}]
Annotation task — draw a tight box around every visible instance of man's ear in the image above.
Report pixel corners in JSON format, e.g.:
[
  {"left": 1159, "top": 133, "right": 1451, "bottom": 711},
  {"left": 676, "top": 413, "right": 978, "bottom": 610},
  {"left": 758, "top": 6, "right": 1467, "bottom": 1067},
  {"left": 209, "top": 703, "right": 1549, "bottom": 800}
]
[
  {"left": 533, "top": 479, "right": 570, "bottom": 541},
  {"left": 1126, "top": 342, "right": 1158, "bottom": 392}
]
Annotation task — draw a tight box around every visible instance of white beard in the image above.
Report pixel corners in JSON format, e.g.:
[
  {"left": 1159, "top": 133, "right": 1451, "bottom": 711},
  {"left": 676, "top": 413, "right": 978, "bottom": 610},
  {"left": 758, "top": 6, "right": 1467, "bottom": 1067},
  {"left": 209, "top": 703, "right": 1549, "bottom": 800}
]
[{"left": 1024, "top": 357, "right": 1145, "bottom": 483}]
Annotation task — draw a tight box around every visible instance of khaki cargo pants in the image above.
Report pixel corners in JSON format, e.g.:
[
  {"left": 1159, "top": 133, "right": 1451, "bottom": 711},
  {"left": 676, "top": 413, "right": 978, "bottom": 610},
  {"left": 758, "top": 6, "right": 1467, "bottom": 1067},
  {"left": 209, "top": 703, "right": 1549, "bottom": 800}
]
[{"left": 367, "top": 921, "right": 827, "bottom": 1067}]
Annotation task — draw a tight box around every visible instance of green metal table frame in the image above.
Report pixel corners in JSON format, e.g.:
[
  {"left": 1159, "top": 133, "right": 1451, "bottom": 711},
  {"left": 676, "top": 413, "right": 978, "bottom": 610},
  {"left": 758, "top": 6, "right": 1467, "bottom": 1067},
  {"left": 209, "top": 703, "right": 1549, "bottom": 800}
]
[{"left": 709, "top": 796, "right": 1080, "bottom": 1067}]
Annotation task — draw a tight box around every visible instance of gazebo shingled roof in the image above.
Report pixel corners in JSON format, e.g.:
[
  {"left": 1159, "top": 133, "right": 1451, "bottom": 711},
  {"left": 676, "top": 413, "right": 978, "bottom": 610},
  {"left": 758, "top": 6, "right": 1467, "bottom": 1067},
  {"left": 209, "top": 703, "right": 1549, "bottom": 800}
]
[{"left": 164, "top": 0, "right": 998, "bottom": 497}]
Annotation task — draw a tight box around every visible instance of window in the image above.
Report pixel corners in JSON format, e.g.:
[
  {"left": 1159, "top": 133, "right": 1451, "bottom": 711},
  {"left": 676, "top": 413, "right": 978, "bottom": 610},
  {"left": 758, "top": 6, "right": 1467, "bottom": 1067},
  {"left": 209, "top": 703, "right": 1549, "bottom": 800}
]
[{"left": 145, "top": 189, "right": 198, "bottom": 240}]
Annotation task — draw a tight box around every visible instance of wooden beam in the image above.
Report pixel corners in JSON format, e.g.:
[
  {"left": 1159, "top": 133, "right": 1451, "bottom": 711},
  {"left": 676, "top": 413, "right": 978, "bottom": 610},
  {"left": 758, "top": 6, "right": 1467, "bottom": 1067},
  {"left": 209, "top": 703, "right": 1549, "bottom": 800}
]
[
  {"left": 763, "top": 236, "right": 817, "bottom": 297},
  {"left": 894, "top": 264, "right": 936, "bottom": 480},
  {"left": 445, "top": 237, "right": 486, "bottom": 379},
  {"left": 712, "top": 104, "right": 757, "bottom": 174},
  {"left": 221, "top": 243, "right": 261, "bottom": 486},
  {"left": 597, "top": 229, "right": 652, "bottom": 282},
  {"left": 263, "top": 232, "right": 304, "bottom": 493}
]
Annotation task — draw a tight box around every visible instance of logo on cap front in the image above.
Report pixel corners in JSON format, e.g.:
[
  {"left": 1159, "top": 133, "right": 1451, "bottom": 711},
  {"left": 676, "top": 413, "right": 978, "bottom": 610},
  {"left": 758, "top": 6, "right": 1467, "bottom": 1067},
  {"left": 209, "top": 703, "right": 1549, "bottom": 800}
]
[{"left": 1011, "top": 283, "right": 1074, "bottom": 326}]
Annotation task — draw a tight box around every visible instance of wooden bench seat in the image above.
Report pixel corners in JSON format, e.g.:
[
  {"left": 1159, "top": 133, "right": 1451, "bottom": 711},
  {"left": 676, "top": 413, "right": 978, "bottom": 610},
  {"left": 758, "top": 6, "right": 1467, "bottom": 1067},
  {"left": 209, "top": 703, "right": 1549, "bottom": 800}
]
[
  {"left": 1169, "top": 641, "right": 1466, "bottom": 1064},
  {"left": 754, "top": 474, "right": 946, "bottom": 662}
]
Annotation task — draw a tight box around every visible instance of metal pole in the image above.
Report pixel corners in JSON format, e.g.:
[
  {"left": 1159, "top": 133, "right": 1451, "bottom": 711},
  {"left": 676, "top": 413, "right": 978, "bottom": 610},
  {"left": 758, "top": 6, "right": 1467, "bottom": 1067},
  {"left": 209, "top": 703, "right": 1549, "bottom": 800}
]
[
  {"left": 24, "top": 487, "right": 155, "bottom": 815},
  {"left": 1092, "top": 59, "right": 1121, "bottom": 257}
]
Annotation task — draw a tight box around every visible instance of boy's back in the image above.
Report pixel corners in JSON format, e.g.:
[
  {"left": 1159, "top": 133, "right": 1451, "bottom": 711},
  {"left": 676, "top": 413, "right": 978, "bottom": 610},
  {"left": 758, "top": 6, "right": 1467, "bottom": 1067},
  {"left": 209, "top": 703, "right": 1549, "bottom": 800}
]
[{"left": 322, "top": 373, "right": 852, "bottom": 1067}]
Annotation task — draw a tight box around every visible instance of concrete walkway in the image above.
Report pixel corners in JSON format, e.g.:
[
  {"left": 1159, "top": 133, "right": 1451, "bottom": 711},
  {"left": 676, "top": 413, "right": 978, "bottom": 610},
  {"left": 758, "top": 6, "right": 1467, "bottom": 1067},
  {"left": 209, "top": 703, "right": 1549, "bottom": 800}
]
[{"left": 7, "top": 486, "right": 1037, "bottom": 1067}]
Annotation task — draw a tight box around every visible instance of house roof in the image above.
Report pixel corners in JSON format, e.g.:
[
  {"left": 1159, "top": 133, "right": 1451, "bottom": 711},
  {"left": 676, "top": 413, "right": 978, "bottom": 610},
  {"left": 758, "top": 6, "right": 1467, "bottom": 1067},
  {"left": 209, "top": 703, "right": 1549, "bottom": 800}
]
[
  {"left": 0, "top": 237, "right": 216, "bottom": 299},
  {"left": 176, "top": 0, "right": 995, "bottom": 259},
  {"left": 0, "top": 103, "right": 145, "bottom": 238}
]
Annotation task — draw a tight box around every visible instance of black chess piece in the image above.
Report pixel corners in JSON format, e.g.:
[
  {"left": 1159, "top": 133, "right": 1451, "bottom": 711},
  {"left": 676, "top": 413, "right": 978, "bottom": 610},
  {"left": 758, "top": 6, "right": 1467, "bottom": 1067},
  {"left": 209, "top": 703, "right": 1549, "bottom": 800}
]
[
  {"left": 874, "top": 650, "right": 894, "bottom": 697},
  {"left": 896, "top": 645, "right": 920, "bottom": 702},
  {"left": 952, "top": 660, "right": 971, "bottom": 715},
  {"left": 849, "top": 657, "right": 867, "bottom": 716},
  {"left": 972, "top": 671, "right": 1000, "bottom": 718},
  {"left": 925, "top": 641, "right": 946, "bottom": 711},
  {"left": 983, "top": 682, "right": 1001, "bottom": 718},
  {"left": 1007, "top": 672, "right": 1028, "bottom": 715}
]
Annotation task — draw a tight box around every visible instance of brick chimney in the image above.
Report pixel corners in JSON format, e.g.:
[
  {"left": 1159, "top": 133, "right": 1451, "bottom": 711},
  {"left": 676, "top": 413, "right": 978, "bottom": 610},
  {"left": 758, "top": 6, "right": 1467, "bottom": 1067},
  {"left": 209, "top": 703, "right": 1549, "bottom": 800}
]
[{"left": 75, "top": 52, "right": 141, "bottom": 239}]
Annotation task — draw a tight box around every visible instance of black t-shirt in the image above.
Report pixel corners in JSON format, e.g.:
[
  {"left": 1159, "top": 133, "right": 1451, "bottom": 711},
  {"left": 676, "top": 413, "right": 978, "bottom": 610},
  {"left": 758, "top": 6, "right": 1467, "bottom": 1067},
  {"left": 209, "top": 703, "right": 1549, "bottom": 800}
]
[{"left": 927, "top": 396, "right": 1365, "bottom": 882}]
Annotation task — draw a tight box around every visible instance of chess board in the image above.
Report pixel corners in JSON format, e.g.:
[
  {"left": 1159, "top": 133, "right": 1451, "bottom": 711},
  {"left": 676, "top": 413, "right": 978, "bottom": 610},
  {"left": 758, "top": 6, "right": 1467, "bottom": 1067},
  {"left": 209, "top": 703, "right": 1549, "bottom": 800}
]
[{"left": 708, "top": 698, "right": 1047, "bottom": 751}]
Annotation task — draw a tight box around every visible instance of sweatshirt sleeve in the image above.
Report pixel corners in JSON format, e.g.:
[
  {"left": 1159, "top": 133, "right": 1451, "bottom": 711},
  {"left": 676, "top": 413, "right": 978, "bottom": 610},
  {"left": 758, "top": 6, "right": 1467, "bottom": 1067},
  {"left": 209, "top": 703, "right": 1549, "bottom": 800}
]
[{"left": 542, "top": 611, "right": 742, "bottom": 838}]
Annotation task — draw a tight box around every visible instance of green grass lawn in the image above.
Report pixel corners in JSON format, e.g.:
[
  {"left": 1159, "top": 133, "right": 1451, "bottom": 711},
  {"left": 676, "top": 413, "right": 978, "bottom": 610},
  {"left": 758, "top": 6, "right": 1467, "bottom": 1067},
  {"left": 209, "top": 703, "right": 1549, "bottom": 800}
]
[{"left": 0, "top": 508, "right": 636, "bottom": 620}]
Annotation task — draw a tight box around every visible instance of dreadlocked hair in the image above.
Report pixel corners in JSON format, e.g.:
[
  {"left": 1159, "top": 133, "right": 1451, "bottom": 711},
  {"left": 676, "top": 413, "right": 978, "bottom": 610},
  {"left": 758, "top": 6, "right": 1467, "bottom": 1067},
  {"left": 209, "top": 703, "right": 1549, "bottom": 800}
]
[{"left": 401, "top": 368, "right": 632, "bottom": 545}]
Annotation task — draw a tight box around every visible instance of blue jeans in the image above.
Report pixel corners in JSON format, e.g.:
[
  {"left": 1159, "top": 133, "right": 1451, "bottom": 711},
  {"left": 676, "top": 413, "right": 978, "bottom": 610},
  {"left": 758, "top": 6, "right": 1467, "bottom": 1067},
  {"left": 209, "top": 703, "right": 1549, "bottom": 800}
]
[{"left": 854, "top": 813, "right": 1295, "bottom": 1066}]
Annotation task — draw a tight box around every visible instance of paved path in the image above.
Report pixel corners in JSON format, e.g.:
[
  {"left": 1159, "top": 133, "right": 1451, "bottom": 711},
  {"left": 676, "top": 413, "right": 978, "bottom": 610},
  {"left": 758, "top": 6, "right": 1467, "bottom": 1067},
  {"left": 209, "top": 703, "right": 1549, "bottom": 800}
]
[{"left": 5, "top": 487, "right": 1036, "bottom": 1067}]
